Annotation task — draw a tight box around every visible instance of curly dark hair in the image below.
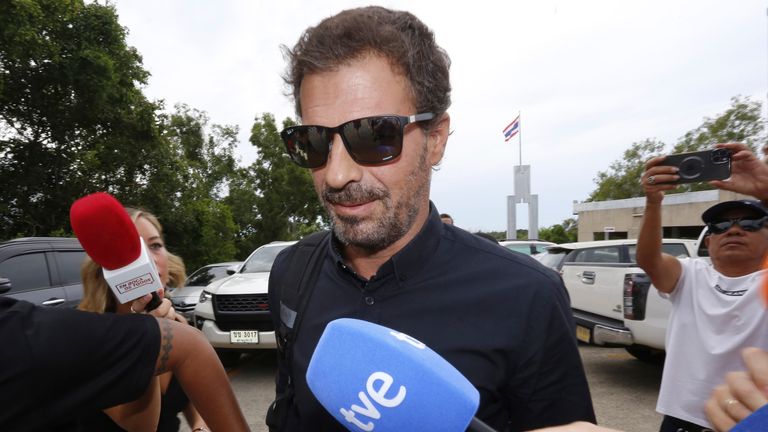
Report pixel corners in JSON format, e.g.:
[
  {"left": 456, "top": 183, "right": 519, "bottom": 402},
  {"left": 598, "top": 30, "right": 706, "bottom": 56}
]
[{"left": 281, "top": 6, "right": 451, "bottom": 129}]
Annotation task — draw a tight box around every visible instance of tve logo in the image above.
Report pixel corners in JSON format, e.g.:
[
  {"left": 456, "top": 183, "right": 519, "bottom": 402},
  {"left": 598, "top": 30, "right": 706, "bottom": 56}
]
[{"left": 339, "top": 371, "right": 406, "bottom": 431}]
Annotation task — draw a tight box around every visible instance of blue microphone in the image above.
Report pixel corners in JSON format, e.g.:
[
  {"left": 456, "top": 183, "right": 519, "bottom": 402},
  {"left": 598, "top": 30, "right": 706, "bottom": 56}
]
[
  {"left": 732, "top": 404, "right": 768, "bottom": 431},
  {"left": 306, "top": 318, "right": 496, "bottom": 432}
]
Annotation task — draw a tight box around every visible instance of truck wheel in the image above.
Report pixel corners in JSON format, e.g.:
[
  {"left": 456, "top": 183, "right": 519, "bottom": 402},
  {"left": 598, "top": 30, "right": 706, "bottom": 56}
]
[
  {"left": 216, "top": 349, "right": 241, "bottom": 367},
  {"left": 625, "top": 346, "right": 665, "bottom": 364}
]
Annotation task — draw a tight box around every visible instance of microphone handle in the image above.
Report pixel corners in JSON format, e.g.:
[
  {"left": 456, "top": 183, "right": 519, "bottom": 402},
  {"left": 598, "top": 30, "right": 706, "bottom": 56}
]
[
  {"left": 469, "top": 416, "right": 497, "bottom": 432},
  {"left": 146, "top": 291, "right": 162, "bottom": 312}
]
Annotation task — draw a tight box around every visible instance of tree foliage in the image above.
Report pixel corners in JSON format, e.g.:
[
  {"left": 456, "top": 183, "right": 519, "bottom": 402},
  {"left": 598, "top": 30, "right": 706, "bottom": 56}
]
[
  {"left": 538, "top": 218, "right": 578, "bottom": 243},
  {"left": 0, "top": 0, "right": 160, "bottom": 237},
  {"left": 0, "top": 0, "right": 329, "bottom": 270},
  {"left": 588, "top": 96, "right": 765, "bottom": 201},
  {"left": 587, "top": 139, "right": 665, "bottom": 201},
  {"left": 231, "top": 113, "right": 326, "bottom": 257}
]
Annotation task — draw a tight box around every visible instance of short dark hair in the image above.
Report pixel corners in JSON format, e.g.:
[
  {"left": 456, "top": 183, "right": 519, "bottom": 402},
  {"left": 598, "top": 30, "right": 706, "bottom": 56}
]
[
  {"left": 440, "top": 213, "right": 452, "bottom": 219},
  {"left": 281, "top": 6, "right": 451, "bottom": 129}
]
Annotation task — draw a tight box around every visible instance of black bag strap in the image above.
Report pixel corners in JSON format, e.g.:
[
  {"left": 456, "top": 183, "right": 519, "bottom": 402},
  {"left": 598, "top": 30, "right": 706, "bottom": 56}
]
[
  {"left": 268, "top": 231, "right": 330, "bottom": 432},
  {"left": 278, "top": 230, "right": 330, "bottom": 385}
]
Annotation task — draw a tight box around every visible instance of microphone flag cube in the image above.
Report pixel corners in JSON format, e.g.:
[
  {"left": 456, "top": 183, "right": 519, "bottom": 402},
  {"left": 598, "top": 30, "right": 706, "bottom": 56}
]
[{"left": 306, "top": 318, "right": 480, "bottom": 432}]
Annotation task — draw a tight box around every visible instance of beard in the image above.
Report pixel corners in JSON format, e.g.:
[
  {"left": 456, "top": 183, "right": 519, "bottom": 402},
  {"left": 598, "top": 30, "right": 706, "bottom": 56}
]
[{"left": 320, "top": 149, "right": 431, "bottom": 253}]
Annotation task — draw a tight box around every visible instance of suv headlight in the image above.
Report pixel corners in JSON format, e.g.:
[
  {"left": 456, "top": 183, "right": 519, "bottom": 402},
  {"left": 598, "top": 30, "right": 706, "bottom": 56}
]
[{"left": 199, "top": 290, "right": 213, "bottom": 303}]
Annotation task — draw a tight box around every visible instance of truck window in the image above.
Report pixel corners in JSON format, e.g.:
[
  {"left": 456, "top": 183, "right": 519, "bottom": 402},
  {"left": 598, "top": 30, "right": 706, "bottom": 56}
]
[
  {"left": 627, "top": 244, "right": 690, "bottom": 263},
  {"left": 0, "top": 253, "right": 51, "bottom": 292},
  {"left": 573, "top": 247, "right": 621, "bottom": 263},
  {"left": 55, "top": 251, "right": 87, "bottom": 285}
]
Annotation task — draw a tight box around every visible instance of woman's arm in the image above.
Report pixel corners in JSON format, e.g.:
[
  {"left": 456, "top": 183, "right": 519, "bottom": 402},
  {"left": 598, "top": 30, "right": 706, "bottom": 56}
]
[{"left": 102, "top": 378, "right": 161, "bottom": 431}]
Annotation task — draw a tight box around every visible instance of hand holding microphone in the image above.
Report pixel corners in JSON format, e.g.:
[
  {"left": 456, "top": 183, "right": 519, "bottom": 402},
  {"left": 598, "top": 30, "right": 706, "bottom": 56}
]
[
  {"left": 70, "top": 192, "right": 164, "bottom": 311},
  {"left": 306, "top": 318, "right": 496, "bottom": 432}
]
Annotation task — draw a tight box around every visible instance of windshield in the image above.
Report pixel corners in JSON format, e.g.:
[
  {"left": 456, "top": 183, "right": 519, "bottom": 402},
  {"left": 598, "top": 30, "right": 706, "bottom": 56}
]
[
  {"left": 240, "top": 244, "right": 291, "bottom": 274},
  {"left": 185, "top": 265, "right": 235, "bottom": 287},
  {"left": 536, "top": 250, "right": 567, "bottom": 269}
]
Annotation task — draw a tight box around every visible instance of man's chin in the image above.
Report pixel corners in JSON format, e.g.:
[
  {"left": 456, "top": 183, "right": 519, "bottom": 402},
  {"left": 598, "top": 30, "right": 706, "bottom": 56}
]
[{"left": 331, "top": 220, "right": 393, "bottom": 252}]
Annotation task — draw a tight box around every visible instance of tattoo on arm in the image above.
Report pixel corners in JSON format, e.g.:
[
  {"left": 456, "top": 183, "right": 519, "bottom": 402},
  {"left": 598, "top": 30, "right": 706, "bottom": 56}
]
[{"left": 156, "top": 319, "right": 174, "bottom": 374}]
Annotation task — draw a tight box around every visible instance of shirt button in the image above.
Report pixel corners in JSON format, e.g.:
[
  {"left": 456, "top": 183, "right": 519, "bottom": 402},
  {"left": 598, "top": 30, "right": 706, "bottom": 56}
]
[{"left": 365, "top": 296, "right": 375, "bottom": 306}]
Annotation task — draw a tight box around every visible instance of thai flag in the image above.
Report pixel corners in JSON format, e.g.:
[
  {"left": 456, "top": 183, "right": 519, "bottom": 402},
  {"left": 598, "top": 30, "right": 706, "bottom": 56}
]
[{"left": 503, "top": 116, "right": 520, "bottom": 142}]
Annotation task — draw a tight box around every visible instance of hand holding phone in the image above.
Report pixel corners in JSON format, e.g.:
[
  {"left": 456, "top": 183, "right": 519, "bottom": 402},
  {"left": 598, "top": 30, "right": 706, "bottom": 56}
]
[{"left": 661, "top": 148, "right": 732, "bottom": 184}]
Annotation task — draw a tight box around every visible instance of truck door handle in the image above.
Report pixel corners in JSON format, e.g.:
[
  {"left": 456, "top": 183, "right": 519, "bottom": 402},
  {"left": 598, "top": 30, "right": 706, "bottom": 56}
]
[
  {"left": 579, "top": 271, "right": 596, "bottom": 284},
  {"left": 42, "top": 298, "right": 66, "bottom": 306}
]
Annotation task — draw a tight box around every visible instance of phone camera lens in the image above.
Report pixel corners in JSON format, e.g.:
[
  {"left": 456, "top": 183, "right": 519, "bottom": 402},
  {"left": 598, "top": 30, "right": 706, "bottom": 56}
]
[{"left": 711, "top": 149, "right": 730, "bottom": 164}]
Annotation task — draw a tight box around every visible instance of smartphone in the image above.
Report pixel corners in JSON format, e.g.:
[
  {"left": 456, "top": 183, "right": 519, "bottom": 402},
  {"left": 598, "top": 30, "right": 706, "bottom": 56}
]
[{"left": 660, "top": 148, "right": 731, "bottom": 184}]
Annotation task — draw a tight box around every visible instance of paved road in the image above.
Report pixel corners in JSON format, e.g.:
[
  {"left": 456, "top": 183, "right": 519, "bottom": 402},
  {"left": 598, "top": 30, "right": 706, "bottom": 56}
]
[
  {"left": 579, "top": 344, "right": 663, "bottom": 432},
  {"left": 182, "top": 344, "right": 664, "bottom": 432}
]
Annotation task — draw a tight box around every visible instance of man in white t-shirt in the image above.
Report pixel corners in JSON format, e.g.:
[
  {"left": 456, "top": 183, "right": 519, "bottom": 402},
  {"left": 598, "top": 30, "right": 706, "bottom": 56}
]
[{"left": 637, "top": 155, "right": 768, "bottom": 432}]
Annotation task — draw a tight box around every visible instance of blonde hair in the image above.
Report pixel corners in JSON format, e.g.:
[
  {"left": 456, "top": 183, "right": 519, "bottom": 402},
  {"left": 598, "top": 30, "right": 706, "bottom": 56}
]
[{"left": 78, "top": 207, "right": 186, "bottom": 313}]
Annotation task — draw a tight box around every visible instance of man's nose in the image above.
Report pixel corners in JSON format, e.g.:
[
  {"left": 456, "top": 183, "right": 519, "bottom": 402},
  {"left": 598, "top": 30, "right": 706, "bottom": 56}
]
[{"left": 322, "top": 134, "right": 363, "bottom": 189}]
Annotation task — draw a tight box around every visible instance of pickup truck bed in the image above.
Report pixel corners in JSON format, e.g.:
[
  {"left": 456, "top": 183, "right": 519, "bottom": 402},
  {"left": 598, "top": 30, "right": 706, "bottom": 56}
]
[{"left": 546, "top": 237, "right": 702, "bottom": 362}]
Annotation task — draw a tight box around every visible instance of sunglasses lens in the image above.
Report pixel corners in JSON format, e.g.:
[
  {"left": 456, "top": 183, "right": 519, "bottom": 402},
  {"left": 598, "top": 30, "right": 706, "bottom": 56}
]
[
  {"left": 282, "top": 127, "right": 330, "bottom": 168},
  {"left": 708, "top": 218, "right": 766, "bottom": 234},
  {"left": 740, "top": 218, "right": 765, "bottom": 231},
  {"left": 709, "top": 221, "right": 732, "bottom": 234},
  {"left": 341, "top": 116, "right": 403, "bottom": 164}
]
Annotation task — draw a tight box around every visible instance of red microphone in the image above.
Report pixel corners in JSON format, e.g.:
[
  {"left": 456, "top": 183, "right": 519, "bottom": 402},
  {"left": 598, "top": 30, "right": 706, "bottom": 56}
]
[{"left": 70, "top": 192, "right": 162, "bottom": 310}]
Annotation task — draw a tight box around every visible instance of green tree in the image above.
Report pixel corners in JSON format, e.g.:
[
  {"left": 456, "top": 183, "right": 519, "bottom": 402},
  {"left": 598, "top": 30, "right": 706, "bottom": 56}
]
[
  {"left": 671, "top": 96, "right": 764, "bottom": 193},
  {"left": 147, "top": 105, "right": 240, "bottom": 270},
  {"left": 538, "top": 218, "right": 577, "bottom": 243},
  {"left": 587, "top": 96, "right": 765, "bottom": 201},
  {"left": 0, "top": 0, "right": 161, "bottom": 238},
  {"left": 230, "top": 113, "right": 326, "bottom": 258},
  {"left": 587, "top": 139, "right": 665, "bottom": 202}
]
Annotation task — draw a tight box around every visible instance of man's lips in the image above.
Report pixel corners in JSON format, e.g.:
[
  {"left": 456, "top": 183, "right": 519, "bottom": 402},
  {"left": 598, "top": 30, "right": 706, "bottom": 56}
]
[
  {"left": 328, "top": 199, "right": 375, "bottom": 216},
  {"left": 720, "top": 238, "right": 746, "bottom": 247}
]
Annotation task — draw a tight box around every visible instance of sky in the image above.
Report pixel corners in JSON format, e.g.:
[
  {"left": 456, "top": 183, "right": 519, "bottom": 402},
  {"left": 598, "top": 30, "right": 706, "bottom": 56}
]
[{"left": 111, "top": 0, "right": 768, "bottom": 233}]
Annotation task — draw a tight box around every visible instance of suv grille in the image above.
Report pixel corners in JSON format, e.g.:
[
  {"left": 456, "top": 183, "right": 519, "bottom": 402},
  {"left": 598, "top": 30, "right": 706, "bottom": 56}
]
[
  {"left": 212, "top": 293, "right": 273, "bottom": 332},
  {"left": 215, "top": 293, "right": 270, "bottom": 312}
]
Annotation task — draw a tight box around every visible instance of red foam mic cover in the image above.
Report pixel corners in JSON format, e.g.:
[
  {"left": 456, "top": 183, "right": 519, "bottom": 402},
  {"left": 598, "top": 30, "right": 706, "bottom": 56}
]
[{"left": 70, "top": 192, "right": 141, "bottom": 270}]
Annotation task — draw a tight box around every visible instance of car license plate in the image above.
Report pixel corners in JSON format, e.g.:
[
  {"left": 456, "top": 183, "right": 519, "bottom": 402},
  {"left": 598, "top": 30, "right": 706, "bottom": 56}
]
[
  {"left": 230, "top": 330, "right": 259, "bottom": 344},
  {"left": 576, "top": 326, "right": 590, "bottom": 344}
]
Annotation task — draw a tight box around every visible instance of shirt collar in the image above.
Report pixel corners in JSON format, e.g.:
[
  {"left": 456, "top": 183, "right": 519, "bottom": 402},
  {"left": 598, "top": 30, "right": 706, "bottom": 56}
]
[{"left": 327, "top": 201, "right": 443, "bottom": 284}]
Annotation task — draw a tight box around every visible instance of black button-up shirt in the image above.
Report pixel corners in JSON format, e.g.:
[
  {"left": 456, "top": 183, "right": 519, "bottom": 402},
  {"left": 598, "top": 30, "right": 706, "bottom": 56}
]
[{"left": 269, "top": 203, "right": 595, "bottom": 431}]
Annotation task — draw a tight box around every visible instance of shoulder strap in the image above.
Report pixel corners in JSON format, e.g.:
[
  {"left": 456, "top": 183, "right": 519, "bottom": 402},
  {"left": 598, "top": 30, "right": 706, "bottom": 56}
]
[
  {"left": 277, "top": 230, "right": 330, "bottom": 333},
  {"left": 275, "top": 230, "right": 330, "bottom": 380}
]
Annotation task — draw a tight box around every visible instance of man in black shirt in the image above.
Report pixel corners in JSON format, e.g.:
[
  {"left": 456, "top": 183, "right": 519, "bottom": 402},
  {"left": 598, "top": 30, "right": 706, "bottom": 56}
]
[
  {"left": 269, "top": 6, "right": 595, "bottom": 431},
  {"left": 0, "top": 296, "right": 248, "bottom": 431}
]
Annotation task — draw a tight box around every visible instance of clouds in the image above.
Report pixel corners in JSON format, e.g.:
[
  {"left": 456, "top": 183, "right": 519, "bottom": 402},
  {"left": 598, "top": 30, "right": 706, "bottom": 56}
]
[{"left": 112, "top": 0, "right": 767, "bottom": 231}]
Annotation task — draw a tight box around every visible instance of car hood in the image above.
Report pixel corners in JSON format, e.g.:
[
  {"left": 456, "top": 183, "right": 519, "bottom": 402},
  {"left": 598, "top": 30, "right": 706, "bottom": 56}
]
[
  {"left": 168, "top": 285, "right": 206, "bottom": 300},
  {"left": 206, "top": 272, "right": 270, "bottom": 295}
]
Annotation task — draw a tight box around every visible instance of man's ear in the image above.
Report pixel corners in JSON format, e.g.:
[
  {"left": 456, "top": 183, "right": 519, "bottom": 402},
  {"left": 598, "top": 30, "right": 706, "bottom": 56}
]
[{"left": 427, "top": 113, "right": 450, "bottom": 166}]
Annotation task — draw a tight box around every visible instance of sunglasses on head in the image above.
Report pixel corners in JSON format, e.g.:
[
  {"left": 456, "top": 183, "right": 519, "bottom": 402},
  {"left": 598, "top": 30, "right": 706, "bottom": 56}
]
[
  {"left": 280, "top": 113, "right": 435, "bottom": 168},
  {"left": 706, "top": 216, "right": 768, "bottom": 235}
]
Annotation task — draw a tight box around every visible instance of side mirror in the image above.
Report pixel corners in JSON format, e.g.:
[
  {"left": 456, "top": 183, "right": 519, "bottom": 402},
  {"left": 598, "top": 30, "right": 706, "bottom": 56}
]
[{"left": 0, "top": 277, "right": 11, "bottom": 294}]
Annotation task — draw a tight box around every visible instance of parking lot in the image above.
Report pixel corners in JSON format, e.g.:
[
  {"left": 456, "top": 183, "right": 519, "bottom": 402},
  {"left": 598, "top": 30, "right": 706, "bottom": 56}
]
[{"left": 180, "top": 343, "right": 664, "bottom": 432}]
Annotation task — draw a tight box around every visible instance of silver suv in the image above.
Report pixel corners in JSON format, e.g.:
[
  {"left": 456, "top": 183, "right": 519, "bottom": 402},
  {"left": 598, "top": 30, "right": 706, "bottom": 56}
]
[
  {"left": 194, "top": 241, "right": 296, "bottom": 362},
  {"left": 168, "top": 261, "right": 242, "bottom": 324}
]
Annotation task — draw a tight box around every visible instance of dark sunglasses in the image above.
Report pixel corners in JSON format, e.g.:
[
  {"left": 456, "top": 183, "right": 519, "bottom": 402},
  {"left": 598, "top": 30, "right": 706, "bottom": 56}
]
[
  {"left": 280, "top": 113, "right": 435, "bottom": 168},
  {"left": 706, "top": 216, "right": 768, "bottom": 234}
]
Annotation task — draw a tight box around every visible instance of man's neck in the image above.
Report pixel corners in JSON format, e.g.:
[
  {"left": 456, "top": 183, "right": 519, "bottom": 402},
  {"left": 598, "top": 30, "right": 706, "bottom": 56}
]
[
  {"left": 341, "top": 208, "right": 430, "bottom": 280},
  {"left": 713, "top": 260, "right": 764, "bottom": 278}
]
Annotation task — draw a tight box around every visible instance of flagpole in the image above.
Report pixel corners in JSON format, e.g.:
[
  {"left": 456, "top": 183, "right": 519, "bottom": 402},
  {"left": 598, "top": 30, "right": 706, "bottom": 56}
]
[{"left": 517, "top": 111, "right": 522, "bottom": 166}]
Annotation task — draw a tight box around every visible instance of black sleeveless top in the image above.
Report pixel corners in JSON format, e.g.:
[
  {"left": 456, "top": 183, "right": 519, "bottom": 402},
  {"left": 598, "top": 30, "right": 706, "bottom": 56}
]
[{"left": 77, "top": 376, "right": 189, "bottom": 431}]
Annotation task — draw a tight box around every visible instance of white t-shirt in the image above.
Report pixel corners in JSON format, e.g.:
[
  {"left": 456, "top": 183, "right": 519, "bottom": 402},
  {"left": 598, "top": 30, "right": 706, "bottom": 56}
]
[{"left": 656, "top": 258, "right": 768, "bottom": 427}]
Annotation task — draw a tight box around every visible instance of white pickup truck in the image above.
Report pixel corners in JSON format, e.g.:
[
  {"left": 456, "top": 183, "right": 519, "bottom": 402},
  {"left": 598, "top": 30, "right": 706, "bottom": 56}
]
[{"left": 542, "top": 233, "right": 707, "bottom": 362}]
